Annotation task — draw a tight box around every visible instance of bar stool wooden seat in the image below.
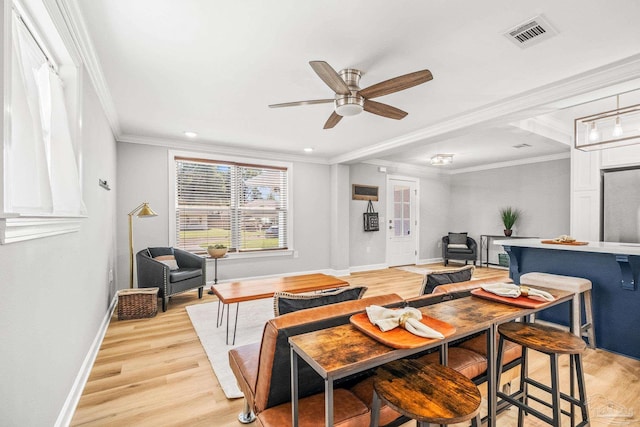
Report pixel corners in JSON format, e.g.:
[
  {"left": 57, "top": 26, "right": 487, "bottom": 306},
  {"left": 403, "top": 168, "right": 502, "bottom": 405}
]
[
  {"left": 370, "top": 358, "right": 482, "bottom": 427},
  {"left": 520, "top": 272, "right": 596, "bottom": 348},
  {"left": 496, "top": 322, "right": 590, "bottom": 427}
]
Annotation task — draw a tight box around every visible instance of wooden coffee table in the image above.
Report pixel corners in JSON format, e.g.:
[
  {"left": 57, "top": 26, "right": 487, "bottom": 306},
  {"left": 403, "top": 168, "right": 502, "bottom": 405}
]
[{"left": 211, "top": 273, "right": 348, "bottom": 344}]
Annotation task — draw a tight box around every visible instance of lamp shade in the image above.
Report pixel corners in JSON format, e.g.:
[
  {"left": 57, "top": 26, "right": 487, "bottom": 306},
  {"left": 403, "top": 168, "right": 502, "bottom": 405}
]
[{"left": 136, "top": 202, "right": 157, "bottom": 217}]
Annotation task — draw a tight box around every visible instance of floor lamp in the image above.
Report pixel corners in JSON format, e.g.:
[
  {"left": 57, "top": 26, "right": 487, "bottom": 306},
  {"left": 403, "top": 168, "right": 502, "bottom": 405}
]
[{"left": 129, "top": 202, "right": 158, "bottom": 288}]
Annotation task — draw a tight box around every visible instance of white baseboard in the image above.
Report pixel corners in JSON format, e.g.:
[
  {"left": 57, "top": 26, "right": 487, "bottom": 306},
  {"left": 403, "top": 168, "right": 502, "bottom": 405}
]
[
  {"left": 55, "top": 295, "right": 118, "bottom": 427},
  {"left": 418, "top": 257, "right": 443, "bottom": 265}
]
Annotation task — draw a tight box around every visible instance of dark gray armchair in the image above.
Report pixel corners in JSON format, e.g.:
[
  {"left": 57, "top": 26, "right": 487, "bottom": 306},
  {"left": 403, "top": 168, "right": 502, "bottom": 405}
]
[
  {"left": 442, "top": 233, "right": 478, "bottom": 266},
  {"left": 136, "top": 247, "right": 205, "bottom": 311}
]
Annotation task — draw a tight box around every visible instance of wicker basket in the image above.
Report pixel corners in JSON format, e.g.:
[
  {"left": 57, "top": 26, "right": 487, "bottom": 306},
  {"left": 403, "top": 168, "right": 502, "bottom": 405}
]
[{"left": 118, "top": 288, "right": 159, "bottom": 320}]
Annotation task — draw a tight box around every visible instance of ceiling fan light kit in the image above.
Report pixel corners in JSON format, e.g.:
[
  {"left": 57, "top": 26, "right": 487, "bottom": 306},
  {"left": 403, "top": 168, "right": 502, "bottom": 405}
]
[
  {"left": 269, "top": 60, "right": 433, "bottom": 129},
  {"left": 430, "top": 154, "right": 454, "bottom": 166}
]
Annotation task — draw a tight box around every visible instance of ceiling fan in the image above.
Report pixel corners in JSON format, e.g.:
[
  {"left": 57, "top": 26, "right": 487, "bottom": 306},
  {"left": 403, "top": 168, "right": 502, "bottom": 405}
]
[{"left": 269, "top": 61, "right": 433, "bottom": 129}]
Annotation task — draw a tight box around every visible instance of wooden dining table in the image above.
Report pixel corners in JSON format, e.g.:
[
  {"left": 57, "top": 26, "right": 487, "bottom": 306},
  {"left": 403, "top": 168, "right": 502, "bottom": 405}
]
[{"left": 289, "top": 288, "right": 574, "bottom": 427}]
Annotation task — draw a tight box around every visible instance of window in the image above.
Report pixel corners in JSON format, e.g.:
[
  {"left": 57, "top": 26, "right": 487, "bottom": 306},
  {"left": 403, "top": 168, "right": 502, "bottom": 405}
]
[
  {"left": 173, "top": 155, "right": 290, "bottom": 254},
  {"left": 1, "top": 1, "right": 84, "bottom": 244}
]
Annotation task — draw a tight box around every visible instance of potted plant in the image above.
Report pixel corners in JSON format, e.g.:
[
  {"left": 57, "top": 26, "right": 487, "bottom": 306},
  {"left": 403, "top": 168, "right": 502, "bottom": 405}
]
[
  {"left": 499, "top": 207, "right": 521, "bottom": 237},
  {"left": 207, "top": 244, "right": 228, "bottom": 258}
]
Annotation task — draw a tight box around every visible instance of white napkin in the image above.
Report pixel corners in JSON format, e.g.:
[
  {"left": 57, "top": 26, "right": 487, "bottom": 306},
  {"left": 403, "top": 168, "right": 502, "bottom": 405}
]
[
  {"left": 365, "top": 305, "right": 444, "bottom": 339},
  {"left": 481, "top": 283, "right": 555, "bottom": 302}
]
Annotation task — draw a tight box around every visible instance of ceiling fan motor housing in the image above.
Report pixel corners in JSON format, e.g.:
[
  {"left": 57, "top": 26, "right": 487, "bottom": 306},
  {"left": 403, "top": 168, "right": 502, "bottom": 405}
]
[{"left": 335, "top": 68, "right": 364, "bottom": 116}]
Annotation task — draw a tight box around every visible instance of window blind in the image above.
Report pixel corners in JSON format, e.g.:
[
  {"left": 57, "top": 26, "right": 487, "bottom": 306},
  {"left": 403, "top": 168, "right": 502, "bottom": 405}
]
[{"left": 175, "top": 157, "right": 288, "bottom": 253}]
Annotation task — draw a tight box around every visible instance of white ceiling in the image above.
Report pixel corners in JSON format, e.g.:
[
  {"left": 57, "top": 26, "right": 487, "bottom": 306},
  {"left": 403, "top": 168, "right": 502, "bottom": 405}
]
[{"left": 70, "top": 0, "right": 640, "bottom": 170}]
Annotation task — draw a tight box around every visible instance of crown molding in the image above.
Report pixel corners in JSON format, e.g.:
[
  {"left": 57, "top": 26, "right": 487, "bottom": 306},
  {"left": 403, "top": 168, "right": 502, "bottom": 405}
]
[
  {"left": 117, "top": 134, "right": 331, "bottom": 165},
  {"left": 364, "top": 152, "right": 570, "bottom": 177},
  {"left": 448, "top": 152, "right": 570, "bottom": 175},
  {"left": 331, "top": 54, "right": 640, "bottom": 165},
  {"left": 54, "top": 0, "right": 121, "bottom": 136}
]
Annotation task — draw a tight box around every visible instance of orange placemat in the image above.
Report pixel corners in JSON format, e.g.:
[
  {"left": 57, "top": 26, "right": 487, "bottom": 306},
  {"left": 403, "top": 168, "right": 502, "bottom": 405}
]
[
  {"left": 350, "top": 311, "right": 456, "bottom": 349},
  {"left": 470, "top": 288, "right": 555, "bottom": 308},
  {"left": 541, "top": 240, "right": 589, "bottom": 245}
]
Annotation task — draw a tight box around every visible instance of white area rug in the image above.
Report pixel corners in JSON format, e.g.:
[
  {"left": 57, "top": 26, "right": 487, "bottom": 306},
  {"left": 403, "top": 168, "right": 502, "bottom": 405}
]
[
  {"left": 186, "top": 298, "right": 274, "bottom": 399},
  {"left": 395, "top": 265, "right": 432, "bottom": 275}
]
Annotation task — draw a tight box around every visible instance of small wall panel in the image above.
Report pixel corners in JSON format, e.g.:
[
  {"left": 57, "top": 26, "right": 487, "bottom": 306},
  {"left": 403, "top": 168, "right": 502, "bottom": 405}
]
[{"left": 352, "top": 184, "right": 378, "bottom": 201}]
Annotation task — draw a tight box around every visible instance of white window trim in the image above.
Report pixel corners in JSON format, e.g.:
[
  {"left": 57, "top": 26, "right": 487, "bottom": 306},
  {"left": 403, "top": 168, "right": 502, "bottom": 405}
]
[
  {"left": 168, "top": 149, "right": 294, "bottom": 259},
  {"left": 0, "top": 0, "right": 85, "bottom": 244}
]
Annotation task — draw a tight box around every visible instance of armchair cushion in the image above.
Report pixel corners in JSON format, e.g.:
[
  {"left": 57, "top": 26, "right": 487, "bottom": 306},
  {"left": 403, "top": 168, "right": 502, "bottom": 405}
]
[
  {"left": 169, "top": 268, "right": 201, "bottom": 282},
  {"left": 448, "top": 232, "right": 468, "bottom": 245},
  {"left": 273, "top": 286, "right": 367, "bottom": 317},
  {"left": 447, "top": 243, "right": 469, "bottom": 249},
  {"left": 153, "top": 255, "right": 179, "bottom": 270}
]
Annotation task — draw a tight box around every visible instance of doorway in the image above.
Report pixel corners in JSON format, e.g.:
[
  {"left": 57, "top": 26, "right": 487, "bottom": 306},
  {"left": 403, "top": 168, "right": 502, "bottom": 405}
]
[{"left": 386, "top": 176, "right": 419, "bottom": 266}]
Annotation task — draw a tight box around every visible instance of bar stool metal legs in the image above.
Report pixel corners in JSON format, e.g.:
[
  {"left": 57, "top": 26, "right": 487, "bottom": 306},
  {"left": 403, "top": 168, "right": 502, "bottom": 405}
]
[{"left": 496, "top": 322, "right": 590, "bottom": 427}]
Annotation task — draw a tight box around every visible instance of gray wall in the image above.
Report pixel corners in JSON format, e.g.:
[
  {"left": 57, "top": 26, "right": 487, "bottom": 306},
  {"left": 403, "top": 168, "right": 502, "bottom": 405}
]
[
  {"left": 0, "top": 70, "right": 117, "bottom": 426},
  {"left": 418, "top": 171, "right": 451, "bottom": 262},
  {"left": 449, "top": 159, "right": 570, "bottom": 263},
  {"left": 116, "top": 144, "right": 334, "bottom": 284},
  {"left": 349, "top": 164, "right": 387, "bottom": 268},
  {"left": 348, "top": 164, "right": 452, "bottom": 268}
]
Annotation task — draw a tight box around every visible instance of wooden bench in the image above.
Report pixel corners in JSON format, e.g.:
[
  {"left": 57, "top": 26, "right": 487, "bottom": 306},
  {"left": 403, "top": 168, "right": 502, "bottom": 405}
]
[{"left": 211, "top": 273, "right": 349, "bottom": 344}]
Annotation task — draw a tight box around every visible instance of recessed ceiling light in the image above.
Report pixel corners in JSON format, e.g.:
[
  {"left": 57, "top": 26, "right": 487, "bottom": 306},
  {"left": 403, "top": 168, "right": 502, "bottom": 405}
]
[
  {"left": 184, "top": 131, "right": 198, "bottom": 138},
  {"left": 303, "top": 147, "right": 313, "bottom": 153}
]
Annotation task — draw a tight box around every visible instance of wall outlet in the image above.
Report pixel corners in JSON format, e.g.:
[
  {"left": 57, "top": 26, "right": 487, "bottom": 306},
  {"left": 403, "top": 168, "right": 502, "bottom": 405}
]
[
  {"left": 366, "top": 246, "right": 371, "bottom": 253},
  {"left": 108, "top": 268, "right": 113, "bottom": 283},
  {"left": 294, "top": 250, "right": 299, "bottom": 258},
  {"left": 437, "top": 241, "right": 442, "bottom": 248}
]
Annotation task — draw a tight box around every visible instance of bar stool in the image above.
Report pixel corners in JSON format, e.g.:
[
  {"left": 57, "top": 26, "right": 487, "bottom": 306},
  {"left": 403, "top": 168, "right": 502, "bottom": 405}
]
[
  {"left": 370, "top": 358, "right": 482, "bottom": 427},
  {"left": 496, "top": 322, "right": 590, "bottom": 427},
  {"left": 520, "top": 272, "right": 596, "bottom": 348}
]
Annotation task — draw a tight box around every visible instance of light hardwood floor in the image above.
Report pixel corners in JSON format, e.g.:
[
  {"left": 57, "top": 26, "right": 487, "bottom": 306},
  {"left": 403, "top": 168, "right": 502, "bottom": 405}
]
[{"left": 71, "top": 264, "right": 640, "bottom": 426}]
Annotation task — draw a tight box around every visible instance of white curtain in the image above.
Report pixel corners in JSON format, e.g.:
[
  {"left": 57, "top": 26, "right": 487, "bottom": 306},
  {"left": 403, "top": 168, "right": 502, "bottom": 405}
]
[{"left": 8, "top": 11, "right": 85, "bottom": 216}]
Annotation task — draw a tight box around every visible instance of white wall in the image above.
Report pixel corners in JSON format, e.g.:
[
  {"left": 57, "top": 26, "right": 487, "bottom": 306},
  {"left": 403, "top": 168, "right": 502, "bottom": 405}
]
[
  {"left": 116, "top": 143, "right": 334, "bottom": 284},
  {"left": 0, "top": 70, "right": 117, "bottom": 426}
]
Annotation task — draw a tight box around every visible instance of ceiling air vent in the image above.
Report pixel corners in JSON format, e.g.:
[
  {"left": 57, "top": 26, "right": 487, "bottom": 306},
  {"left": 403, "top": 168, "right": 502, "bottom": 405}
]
[
  {"left": 504, "top": 15, "right": 557, "bottom": 49},
  {"left": 513, "top": 143, "right": 532, "bottom": 149}
]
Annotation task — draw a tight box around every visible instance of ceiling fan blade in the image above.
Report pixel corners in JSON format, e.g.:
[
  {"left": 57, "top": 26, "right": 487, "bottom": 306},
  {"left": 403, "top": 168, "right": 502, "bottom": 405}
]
[
  {"left": 359, "top": 69, "right": 433, "bottom": 99},
  {"left": 269, "top": 99, "right": 334, "bottom": 108},
  {"left": 323, "top": 112, "right": 343, "bottom": 129},
  {"left": 363, "top": 100, "right": 408, "bottom": 120},
  {"left": 309, "top": 61, "right": 351, "bottom": 95}
]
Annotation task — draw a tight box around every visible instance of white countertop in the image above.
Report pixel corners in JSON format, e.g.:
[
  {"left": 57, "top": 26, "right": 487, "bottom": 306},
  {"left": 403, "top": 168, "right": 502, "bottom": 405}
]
[{"left": 493, "top": 238, "right": 640, "bottom": 256}]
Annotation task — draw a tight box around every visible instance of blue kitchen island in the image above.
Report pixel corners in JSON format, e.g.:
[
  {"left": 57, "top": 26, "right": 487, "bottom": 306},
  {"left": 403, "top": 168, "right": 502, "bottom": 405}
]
[{"left": 495, "top": 238, "right": 640, "bottom": 360}]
